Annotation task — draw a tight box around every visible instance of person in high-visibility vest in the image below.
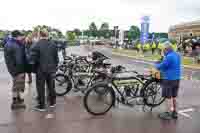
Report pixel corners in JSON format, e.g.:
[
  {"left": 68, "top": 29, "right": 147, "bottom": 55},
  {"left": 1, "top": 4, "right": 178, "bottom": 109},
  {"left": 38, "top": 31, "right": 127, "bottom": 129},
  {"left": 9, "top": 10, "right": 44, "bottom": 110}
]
[
  {"left": 151, "top": 42, "right": 157, "bottom": 54},
  {"left": 146, "top": 43, "right": 150, "bottom": 50},
  {"left": 142, "top": 43, "right": 150, "bottom": 53},
  {"left": 158, "top": 42, "right": 163, "bottom": 55},
  {"left": 143, "top": 44, "right": 147, "bottom": 53},
  {"left": 136, "top": 43, "right": 141, "bottom": 53}
]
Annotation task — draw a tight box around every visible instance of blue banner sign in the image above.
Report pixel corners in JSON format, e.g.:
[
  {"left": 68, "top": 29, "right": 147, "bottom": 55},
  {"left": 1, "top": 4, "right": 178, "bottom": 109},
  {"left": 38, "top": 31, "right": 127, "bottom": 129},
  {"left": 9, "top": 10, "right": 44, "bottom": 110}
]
[{"left": 140, "top": 16, "right": 150, "bottom": 44}]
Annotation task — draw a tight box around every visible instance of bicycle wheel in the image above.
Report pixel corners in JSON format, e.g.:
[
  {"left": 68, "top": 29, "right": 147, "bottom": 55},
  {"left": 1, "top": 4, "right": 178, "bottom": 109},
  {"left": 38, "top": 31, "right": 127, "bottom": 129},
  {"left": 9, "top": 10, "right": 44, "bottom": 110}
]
[
  {"left": 83, "top": 82, "right": 115, "bottom": 115},
  {"left": 142, "top": 79, "right": 165, "bottom": 107},
  {"left": 55, "top": 74, "right": 72, "bottom": 96}
]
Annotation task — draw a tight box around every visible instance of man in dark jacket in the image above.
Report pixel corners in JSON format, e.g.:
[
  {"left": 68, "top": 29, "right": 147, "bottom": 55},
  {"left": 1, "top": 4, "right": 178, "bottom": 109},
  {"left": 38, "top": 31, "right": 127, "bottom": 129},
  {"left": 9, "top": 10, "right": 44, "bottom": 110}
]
[
  {"left": 4, "top": 30, "right": 26, "bottom": 110},
  {"left": 31, "top": 30, "right": 59, "bottom": 111}
]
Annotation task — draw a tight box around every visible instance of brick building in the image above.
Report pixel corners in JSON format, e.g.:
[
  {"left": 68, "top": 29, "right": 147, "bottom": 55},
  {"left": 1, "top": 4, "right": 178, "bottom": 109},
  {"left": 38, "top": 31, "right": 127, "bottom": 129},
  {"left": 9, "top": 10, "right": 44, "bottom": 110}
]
[{"left": 168, "top": 20, "right": 200, "bottom": 41}]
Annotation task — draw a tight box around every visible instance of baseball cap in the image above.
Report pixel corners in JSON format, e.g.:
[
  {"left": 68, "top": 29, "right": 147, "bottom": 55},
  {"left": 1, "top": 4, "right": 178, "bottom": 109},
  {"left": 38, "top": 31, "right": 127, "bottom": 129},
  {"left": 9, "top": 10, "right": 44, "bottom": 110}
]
[{"left": 163, "top": 41, "right": 172, "bottom": 49}]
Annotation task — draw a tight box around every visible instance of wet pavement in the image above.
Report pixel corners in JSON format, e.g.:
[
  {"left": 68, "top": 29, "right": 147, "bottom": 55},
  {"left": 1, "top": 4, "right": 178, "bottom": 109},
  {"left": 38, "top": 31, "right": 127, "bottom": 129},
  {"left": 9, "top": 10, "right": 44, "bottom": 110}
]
[{"left": 0, "top": 46, "right": 200, "bottom": 133}]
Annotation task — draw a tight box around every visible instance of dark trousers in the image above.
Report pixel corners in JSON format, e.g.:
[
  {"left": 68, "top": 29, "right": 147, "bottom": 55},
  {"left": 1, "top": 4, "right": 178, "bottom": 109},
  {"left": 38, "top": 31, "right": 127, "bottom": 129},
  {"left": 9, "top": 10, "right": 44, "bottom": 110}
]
[
  {"left": 36, "top": 72, "right": 56, "bottom": 106},
  {"left": 152, "top": 48, "right": 155, "bottom": 54}
]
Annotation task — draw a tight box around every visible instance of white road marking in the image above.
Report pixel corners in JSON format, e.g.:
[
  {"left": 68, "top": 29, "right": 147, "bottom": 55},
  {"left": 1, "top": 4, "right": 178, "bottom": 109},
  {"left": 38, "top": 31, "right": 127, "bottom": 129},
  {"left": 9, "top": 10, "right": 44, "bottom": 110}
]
[
  {"left": 178, "top": 108, "right": 194, "bottom": 119},
  {"left": 45, "top": 114, "right": 54, "bottom": 119},
  {"left": 179, "top": 108, "right": 194, "bottom": 113},
  {"left": 178, "top": 112, "right": 192, "bottom": 119}
]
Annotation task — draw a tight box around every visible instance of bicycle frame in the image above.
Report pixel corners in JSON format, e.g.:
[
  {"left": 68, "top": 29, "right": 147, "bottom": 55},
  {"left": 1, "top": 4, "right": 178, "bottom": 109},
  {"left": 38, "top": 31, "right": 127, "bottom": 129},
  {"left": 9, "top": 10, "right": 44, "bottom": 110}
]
[{"left": 100, "top": 69, "right": 159, "bottom": 107}]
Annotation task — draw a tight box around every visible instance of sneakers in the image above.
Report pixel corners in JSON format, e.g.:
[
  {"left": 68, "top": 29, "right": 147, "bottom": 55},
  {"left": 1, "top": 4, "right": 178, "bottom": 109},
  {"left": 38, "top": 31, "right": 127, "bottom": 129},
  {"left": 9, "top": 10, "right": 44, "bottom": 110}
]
[
  {"left": 158, "top": 111, "right": 178, "bottom": 120},
  {"left": 49, "top": 100, "right": 56, "bottom": 108},
  {"left": 49, "top": 103, "right": 56, "bottom": 108},
  {"left": 34, "top": 105, "right": 46, "bottom": 112},
  {"left": 171, "top": 111, "right": 178, "bottom": 119},
  {"left": 34, "top": 102, "right": 56, "bottom": 111}
]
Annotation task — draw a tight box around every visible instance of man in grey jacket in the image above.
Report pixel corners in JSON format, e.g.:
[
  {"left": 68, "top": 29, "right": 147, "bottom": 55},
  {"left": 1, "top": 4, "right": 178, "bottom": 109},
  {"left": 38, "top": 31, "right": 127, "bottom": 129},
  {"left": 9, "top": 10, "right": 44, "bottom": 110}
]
[
  {"left": 31, "top": 30, "right": 59, "bottom": 111},
  {"left": 4, "top": 30, "right": 26, "bottom": 110}
]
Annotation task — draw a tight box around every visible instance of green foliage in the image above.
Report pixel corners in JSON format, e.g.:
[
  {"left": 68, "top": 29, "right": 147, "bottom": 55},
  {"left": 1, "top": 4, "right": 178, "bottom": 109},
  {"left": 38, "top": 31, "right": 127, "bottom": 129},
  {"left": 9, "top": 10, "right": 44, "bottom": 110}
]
[
  {"left": 83, "top": 30, "right": 89, "bottom": 37},
  {"left": 100, "top": 22, "right": 109, "bottom": 31},
  {"left": 33, "top": 25, "right": 64, "bottom": 39},
  {"left": 152, "top": 32, "right": 168, "bottom": 39},
  {"left": 73, "top": 29, "right": 82, "bottom": 36},
  {"left": 127, "top": 25, "right": 140, "bottom": 41},
  {"left": 89, "top": 22, "right": 98, "bottom": 37},
  {"left": 67, "top": 32, "right": 76, "bottom": 41},
  {"left": 0, "top": 31, "right": 5, "bottom": 39},
  {"left": 99, "top": 22, "right": 111, "bottom": 38},
  {"left": 51, "top": 28, "right": 64, "bottom": 39}
]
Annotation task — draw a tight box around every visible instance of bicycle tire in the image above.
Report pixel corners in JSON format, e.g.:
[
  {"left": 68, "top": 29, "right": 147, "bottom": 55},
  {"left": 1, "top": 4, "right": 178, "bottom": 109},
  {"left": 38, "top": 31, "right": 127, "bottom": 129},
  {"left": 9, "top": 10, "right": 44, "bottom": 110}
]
[
  {"left": 83, "top": 82, "right": 115, "bottom": 115},
  {"left": 142, "top": 79, "right": 165, "bottom": 107},
  {"left": 55, "top": 73, "right": 72, "bottom": 96}
]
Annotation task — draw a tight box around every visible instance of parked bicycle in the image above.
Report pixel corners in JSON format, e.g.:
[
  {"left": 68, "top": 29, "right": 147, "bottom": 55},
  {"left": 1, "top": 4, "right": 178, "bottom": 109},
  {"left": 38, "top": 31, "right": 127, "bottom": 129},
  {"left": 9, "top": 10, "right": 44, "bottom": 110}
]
[
  {"left": 55, "top": 51, "right": 111, "bottom": 96},
  {"left": 83, "top": 65, "right": 165, "bottom": 115}
]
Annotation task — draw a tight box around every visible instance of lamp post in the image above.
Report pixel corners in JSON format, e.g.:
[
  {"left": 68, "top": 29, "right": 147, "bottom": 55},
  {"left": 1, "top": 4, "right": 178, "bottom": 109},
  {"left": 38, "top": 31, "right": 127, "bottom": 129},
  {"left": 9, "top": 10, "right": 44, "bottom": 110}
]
[{"left": 114, "top": 26, "right": 118, "bottom": 48}]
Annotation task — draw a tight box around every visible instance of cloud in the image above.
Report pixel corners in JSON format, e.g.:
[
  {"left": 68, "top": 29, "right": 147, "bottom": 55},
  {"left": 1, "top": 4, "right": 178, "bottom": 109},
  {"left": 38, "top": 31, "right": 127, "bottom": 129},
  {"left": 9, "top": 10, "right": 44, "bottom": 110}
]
[{"left": 0, "top": 0, "right": 199, "bottom": 32}]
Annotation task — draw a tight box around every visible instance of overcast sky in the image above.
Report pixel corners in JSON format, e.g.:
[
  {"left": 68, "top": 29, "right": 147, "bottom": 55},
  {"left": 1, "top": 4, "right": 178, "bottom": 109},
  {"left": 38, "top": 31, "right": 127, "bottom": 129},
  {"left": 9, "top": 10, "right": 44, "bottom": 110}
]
[{"left": 0, "top": 0, "right": 199, "bottom": 32}]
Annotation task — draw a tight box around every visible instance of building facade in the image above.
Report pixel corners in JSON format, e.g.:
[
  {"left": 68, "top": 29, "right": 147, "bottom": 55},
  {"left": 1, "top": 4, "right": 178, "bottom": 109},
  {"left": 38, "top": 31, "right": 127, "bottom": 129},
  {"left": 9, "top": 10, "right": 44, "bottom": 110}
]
[{"left": 168, "top": 20, "right": 200, "bottom": 41}]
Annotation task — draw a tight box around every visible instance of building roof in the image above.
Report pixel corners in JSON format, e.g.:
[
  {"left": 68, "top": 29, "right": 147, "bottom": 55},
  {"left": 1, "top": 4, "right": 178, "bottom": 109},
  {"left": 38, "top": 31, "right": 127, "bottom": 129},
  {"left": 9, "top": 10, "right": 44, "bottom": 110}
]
[{"left": 169, "top": 20, "right": 200, "bottom": 30}]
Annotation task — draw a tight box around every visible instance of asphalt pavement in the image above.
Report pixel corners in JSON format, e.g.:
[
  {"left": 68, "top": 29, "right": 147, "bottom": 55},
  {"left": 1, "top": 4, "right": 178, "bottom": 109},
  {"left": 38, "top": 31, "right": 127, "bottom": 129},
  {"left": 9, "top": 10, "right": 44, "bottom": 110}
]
[{"left": 0, "top": 46, "right": 200, "bottom": 133}]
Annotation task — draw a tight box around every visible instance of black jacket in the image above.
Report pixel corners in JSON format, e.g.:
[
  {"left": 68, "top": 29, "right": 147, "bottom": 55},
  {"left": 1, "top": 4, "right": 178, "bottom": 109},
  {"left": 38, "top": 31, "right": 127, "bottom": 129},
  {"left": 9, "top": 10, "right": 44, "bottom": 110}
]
[
  {"left": 4, "top": 39, "right": 26, "bottom": 77},
  {"left": 30, "top": 39, "right": 59, "bottom": 74}
]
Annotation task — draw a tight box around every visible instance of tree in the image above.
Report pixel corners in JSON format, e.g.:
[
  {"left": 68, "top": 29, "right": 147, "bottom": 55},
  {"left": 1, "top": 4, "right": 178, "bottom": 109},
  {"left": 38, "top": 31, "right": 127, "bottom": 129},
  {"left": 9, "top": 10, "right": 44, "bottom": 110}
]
[
  {"left": 51, "top": 28, "right": 64, "bottom": 39},
  {"left": 0, "top": 30, "right": 6, "bottom": 39},
  {"left": 33, "top": 25, "right": 64, "bottom": 39},
  {"left": 73, "top": 29, "right": 82, "bottom": 36},
  {"left": 153, "top": 32, "right": 168, "bottom": 39},
  {"left": 89, "top": 22, "right": 98, "bottom": 37},
  {"left": 33, "top": 25, "right": 49, "bottom": 38},
  {"left": 99, "top": 22, "right": 110, "bottom": 38},
  {"left": 100, "top": 22, "right": 109, "bottom": 31},
  {"left": 66, "top": 31, "right": 76, "bottom": 41},
  {"left": 127, "top": 25, "right": 140, "bottom": 41},
  {"left": 83, "top": 30, "right": 90, "bottom": 37}
]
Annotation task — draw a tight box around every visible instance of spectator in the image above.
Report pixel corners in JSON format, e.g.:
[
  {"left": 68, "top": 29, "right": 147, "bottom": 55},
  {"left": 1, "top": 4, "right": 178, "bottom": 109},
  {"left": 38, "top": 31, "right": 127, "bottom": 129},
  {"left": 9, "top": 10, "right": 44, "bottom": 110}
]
[
  {"left": 2, "top": 34, "right": 11, "bottom": 47},
  {"left": 151, "top": 42, "right": 156, "bottom": 54},
  {"left": 155, "top": 41, "right": 181, "bottom": 120},
  {"left": 4, "top": 30, "right": 26, "bottom": 110},
  {"left": 30, "top": 30, "right": 59, "bottom": 111},
  {"left": 24, "top": 36, "right": 33, "bottom": 84},
  {"left": 158, "top": 42, "right": 163, "bottom": 55}
]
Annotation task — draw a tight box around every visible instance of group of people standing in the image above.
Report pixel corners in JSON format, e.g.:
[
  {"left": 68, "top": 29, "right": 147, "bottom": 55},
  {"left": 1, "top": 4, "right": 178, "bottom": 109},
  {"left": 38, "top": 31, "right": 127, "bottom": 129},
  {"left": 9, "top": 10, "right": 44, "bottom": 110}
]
[
  {"left": 3, "top": 30, "right": 182, "bottom": 120},
  {"left": 4, "top": 30, "right": 59, "bottom": 111}
]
